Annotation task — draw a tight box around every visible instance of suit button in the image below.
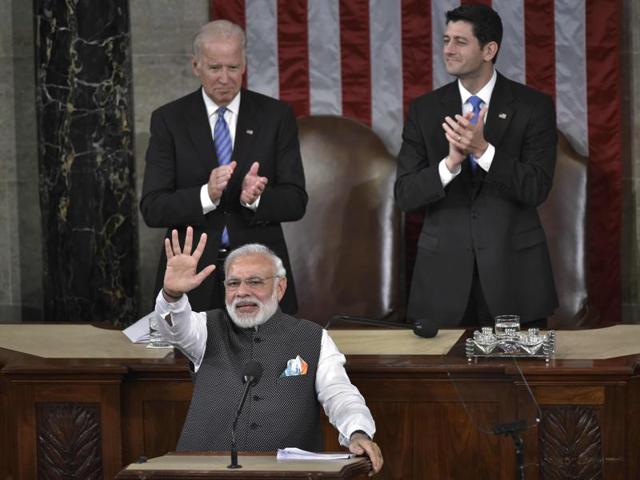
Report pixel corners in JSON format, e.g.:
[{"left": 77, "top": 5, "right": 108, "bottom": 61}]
[
  {"left": 253, "top": 395, "right": 262, "bottom": 401},
  {"left": 254, "top": 337, "right": 262, "bottom": 343},
  {"left": 471, "top": 210, "right": 479, "bottom": 219},
  {"left": 250, "top": 423, "right": 259, "bottom": 430}
]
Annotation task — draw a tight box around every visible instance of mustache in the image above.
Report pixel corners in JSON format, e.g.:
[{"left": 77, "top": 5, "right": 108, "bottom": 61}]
[{"left": 231, "top": 296, "right": 261, "bottom": 308}]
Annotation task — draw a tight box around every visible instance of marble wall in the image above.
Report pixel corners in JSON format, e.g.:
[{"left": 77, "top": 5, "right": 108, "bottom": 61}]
[
  {"left": 34, "top": 0, "right": 137, "bottom": 325},
  {"left": 130, "top": 0, "right": 207, "bottom": 314}
]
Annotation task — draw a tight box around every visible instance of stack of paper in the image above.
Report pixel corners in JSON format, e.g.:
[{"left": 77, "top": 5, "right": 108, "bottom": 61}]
[
  {"left": 122, "top": 312, "right": 153, "bottom": 343},
  {"left": 276, "top": 448, "right": 353, "bottom": 460}
]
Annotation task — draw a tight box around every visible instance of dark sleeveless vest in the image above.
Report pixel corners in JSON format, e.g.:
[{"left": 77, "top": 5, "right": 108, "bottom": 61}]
[{"left": 177, "top": 309, "right": 324, "bottom": 451}]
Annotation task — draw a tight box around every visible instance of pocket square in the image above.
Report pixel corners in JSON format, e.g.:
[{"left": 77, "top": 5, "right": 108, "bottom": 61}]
[{"left": 280, "top": 355, "right": 308, "bottom": 377}]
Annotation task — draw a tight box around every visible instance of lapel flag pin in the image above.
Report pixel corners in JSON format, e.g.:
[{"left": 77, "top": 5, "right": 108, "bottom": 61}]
[
  {"left": 498, "top": 113, "right": 507, "bottom": 119},
  {"left": 246, "top": 129, "right": 254, "bottom": 135}
]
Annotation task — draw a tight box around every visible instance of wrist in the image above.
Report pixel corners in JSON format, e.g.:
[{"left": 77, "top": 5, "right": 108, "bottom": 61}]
[
  {"left": 445, "top": 157, "right": 458, "bottom": 173},
  {"left": 474, "top": 141, "right": 489, "bottom": 158},
  {"left": 350, "top": 430, "right": 371, "bottom": 441},
  {"left": 162, "top": 288, "right": 182, "bottom": 302}
]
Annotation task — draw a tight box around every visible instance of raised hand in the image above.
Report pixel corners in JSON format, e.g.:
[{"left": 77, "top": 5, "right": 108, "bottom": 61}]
[
  {"left": 240, "top": 162, "right": 268, "bottom": 205},
  {"left": 163, "top": 226, "right": 215, "bottom": 299}
]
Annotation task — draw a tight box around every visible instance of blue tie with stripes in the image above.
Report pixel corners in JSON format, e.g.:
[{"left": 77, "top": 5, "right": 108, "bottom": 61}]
[
  {"left": 467, "top": 95, "right": 483, "bottom": 174},
  {"left": 214, "top": 106, "right": 231, "bottom": 245}
]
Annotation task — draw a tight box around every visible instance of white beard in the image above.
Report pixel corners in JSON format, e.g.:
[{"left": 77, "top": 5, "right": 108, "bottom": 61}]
[{"left": 226, "top": 290, "right": 279, "bottom": 329}]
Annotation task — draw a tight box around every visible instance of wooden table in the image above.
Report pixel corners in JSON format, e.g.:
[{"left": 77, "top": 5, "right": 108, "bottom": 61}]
[{"left": 1, "top": 325, "right": 639, "bottom": 479}]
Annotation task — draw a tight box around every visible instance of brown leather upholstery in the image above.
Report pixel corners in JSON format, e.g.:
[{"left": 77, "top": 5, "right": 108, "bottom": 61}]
[
  {"left": 540, "top": 133, "right": 597, "bottom": 328},
  {"left": 283, "top": 116, "right": 402, "bottom": 326},
  {"left": 285, "top": 119, "right": 590, "bottom": 329}
]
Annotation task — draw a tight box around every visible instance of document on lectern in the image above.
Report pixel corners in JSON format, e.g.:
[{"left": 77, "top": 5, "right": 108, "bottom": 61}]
[
  {"left": 277, "top": 448, "right": 354, "bottom": 460},
  {"left": 122, "top": 313, "right": 153, "bottom": 343}
]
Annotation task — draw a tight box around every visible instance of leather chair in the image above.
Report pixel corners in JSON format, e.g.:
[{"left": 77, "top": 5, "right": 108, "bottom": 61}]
[
  {"left": 539, "top": 133, "right": 597, "bottom": 329},
  {"left": 283, "top": 115, "right": 402, "bottom": 326}
]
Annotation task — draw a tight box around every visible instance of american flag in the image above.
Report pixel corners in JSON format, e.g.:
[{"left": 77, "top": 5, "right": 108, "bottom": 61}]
[{"left": 211, "top": 0, "right": 622, "bottom": 324}]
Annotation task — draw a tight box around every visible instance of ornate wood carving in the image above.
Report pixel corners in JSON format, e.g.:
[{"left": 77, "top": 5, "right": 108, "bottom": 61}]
[
  {"left": 36, "top": 403, "right": 102, "bottom": 479},
  {"left": 539, "top": 405, "right": 603, "bottom": 480}
]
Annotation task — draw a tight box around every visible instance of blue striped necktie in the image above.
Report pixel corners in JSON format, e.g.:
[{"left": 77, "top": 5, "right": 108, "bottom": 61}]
[
  {"left": 214, "top": 106, "right": 232, "bottom": 245},
  {"left": 467, "top": 95, "right": 483, "bottom": 174}
]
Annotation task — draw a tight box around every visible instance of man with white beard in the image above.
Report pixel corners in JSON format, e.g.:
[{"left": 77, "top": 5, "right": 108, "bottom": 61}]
[{"left": 153, "top": 227, "right": 383, "bottom": 475}]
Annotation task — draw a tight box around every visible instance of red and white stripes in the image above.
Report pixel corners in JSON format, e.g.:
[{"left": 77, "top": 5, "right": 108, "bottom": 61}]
[{"left": 211, "top": 0, "right": 622, "bottom": 323}]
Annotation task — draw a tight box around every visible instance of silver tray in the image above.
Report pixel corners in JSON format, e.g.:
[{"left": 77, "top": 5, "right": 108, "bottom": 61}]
[{"left": 465, "top": 327, "right": 556, "bottom": 362}]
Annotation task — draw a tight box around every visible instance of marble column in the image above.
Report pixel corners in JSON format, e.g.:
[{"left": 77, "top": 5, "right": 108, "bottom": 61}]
[{"left": 34, "top": 0, "right": 137, "bottom": 325}]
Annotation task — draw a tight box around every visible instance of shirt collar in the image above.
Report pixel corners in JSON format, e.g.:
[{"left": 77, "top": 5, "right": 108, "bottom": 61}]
[
  {"left": 457, "top": 68, "right": 497, "bottom": 106},
  {"left": 201, "top": 88, "right": 241, "bottom": 118}
]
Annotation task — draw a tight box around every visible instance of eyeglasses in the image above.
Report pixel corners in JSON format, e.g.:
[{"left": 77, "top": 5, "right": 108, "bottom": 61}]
[{"left": 223, "top": 276, "right": 281, "bottom": 290}]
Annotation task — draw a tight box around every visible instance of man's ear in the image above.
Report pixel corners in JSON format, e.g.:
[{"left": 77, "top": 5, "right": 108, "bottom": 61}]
[
  {"left": 483, "top": 41, "right": 499, "bottom": 63},
  {"left": 191, "top": 55, "right": 200, "bottom": 76},
  {"left": 276, "top": 276, "right": 287, "bottom": 302}
]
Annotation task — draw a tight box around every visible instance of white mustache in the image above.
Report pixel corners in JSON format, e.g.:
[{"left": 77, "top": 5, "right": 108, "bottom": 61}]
[{"left": 232, "top": 297, "right": 261, "bottom": 309}]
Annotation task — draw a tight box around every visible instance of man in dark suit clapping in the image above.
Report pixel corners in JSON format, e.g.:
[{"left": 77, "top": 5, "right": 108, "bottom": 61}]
[
  {"left": 395, "top": 4, "right": 558, "bottom": 329},
  {"left": 141, "top": 20, "right": 306, "bottom": 314}
]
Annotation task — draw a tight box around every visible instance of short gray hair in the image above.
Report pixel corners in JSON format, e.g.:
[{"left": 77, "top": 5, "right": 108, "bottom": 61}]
[
  {"left": 224, "top": 244, "right": 286, "bottom": 278},
  {"left": 193, "top": 20, "right": 246, "bottom": 59}
]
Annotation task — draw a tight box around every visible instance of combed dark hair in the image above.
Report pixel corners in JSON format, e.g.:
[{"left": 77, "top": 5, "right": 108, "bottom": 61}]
[{"left": 446, "top": 4, "right": 503, "bottom": 63}]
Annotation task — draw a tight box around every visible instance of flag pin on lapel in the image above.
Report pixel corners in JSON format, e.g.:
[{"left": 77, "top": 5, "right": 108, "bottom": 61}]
[
  {"left": 498, "top": 113, "right": 507, "bottom": 119},
  {"left": 246, "top": 129, "right": 254, "bottom": 135}
]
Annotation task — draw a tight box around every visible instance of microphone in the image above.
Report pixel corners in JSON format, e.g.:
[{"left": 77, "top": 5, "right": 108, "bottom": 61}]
[
  {"left": 242, "top": 360, "right": 263, "bottom": 386},
  {"left": 412, "top": 319, "right": 439, "bottom": 338},
  {"left": 328, "top": 315, "right": 439, "bottom": 339},
  {"left": 228, "top": 360, "right": 263, "bottom": 469}
]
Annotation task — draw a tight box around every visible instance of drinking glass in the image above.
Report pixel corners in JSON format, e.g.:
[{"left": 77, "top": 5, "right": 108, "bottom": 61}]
[
  {"left": 494, "top": 314, "right": 520, "bottom": 337},
  {"left": 148, "top": 313, "right": 171, "bottom": 348}
]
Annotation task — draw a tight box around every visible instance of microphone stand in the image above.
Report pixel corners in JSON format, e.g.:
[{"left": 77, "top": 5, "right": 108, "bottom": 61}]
[
  {"left": 326, "top": 312, "right": 402, "bottom": 329},
  {"left": 228, "top": 380, "right": 254, "bottom": 469},
  {"left": 493, "top": 420, "right": 526, "bottom": 480}
]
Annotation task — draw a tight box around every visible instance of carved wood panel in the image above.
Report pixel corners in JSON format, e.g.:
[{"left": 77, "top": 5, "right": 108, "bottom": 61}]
[
  {"left": 36, "top": 403, "right": 102, "bottom": 480},
  {"left": 539, "top": 405, "right": 603, "bottom": 480}
]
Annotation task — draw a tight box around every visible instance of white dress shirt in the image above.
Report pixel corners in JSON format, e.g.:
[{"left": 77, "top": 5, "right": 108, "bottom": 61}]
[
  {"left": 199, "top": 89, "right": 260, "bottom": 213},
  {"left": 153, "top": 291, "right": 376, "bottom": 446},
  {"left": 439, "top": 68, "right": 498, "bottom": 186}
]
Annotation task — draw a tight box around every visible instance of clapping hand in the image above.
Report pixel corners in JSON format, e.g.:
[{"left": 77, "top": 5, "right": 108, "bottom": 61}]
[
  {"left": 240, "top": 162, "right": 268, "bottom": 205},
  {"left": 162, "top": 226, "right": 216, "bottom": 299},
  {"left": 207, "top": 161, "right": 237, "bottom": 203},
  {"left": 442, "top": 106, "right": 489, "bottom": 160}
]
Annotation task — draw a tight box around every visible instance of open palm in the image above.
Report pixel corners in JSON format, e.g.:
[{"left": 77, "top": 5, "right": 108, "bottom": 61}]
[{"left": 163, "top": 227, "right": 215, "bottom": 296}]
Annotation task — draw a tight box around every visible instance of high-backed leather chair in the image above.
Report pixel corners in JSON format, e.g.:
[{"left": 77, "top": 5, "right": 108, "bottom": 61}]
[
  {"left": 283, "top": 116, "right": 402, "bottom": 326},
  {"left": 539, "top": 133, "right": 597, "bottom": 328}
]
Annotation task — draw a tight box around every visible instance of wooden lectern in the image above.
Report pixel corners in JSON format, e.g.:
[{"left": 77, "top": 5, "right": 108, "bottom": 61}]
[
  {"left": 4, "top": 325, "right": 640, "bottom": 478},
  {"left": 116, "top": 452, "right": 371, "bottom": 479}
]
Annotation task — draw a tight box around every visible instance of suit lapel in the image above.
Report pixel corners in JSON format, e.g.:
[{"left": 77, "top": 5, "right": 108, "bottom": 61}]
[
  {"left": 484, "top": 73, "right": 514, "bottom": 148},
  {"left": 233, "top": 89, "right": 258, "bottom": 176},
  {"left": 438, "top": 80, "right": 462, "bottom": 123},
  {"left": 184, "top": 89, "right": 217, "bottom": 171}
]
